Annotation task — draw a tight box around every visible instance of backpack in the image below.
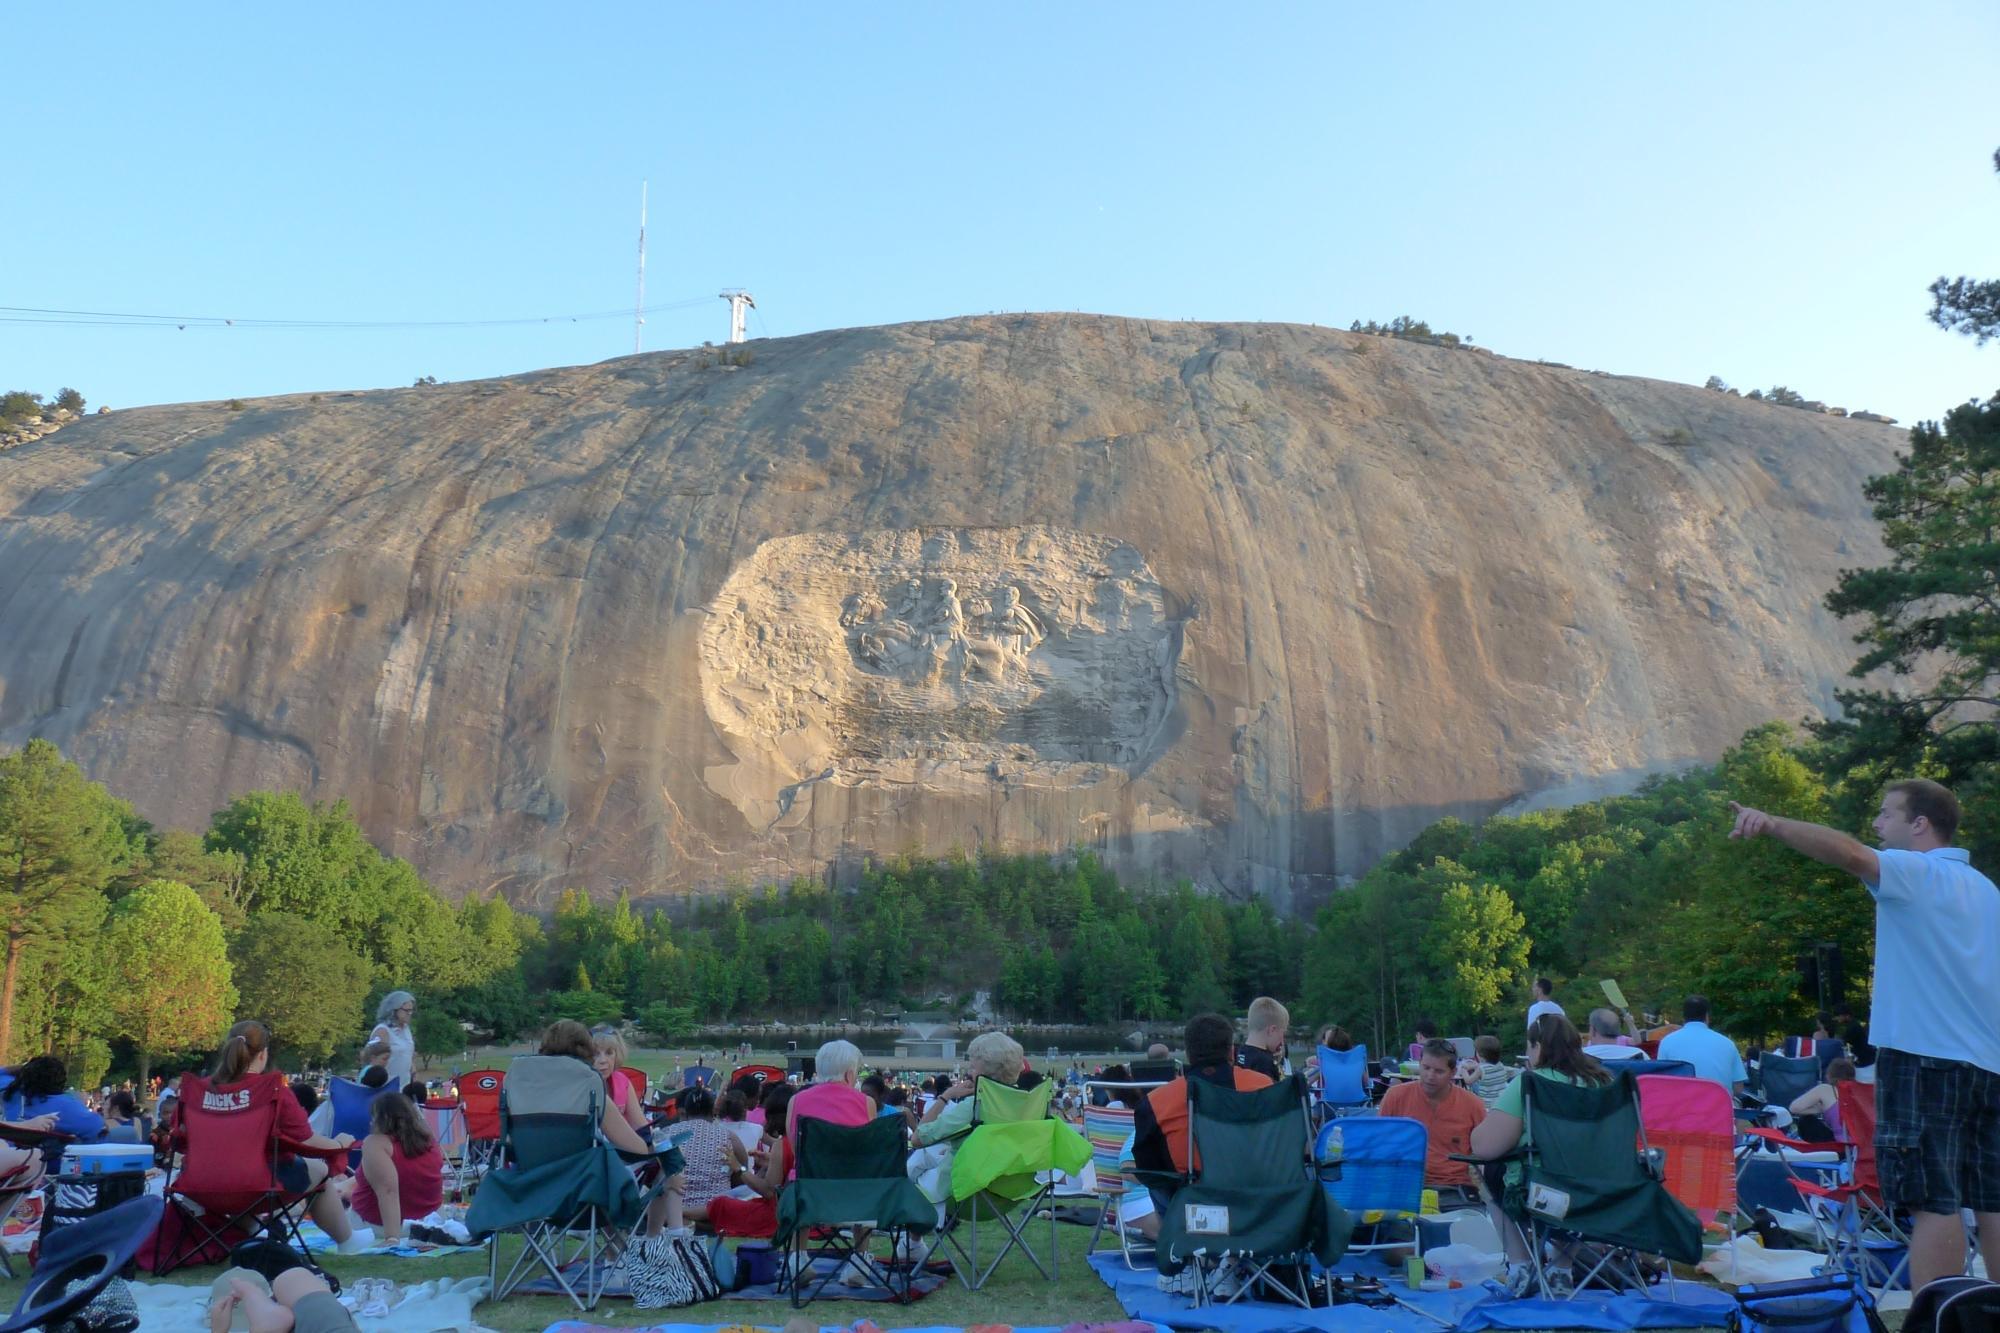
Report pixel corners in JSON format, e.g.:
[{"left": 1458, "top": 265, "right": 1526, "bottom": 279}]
[
  {"left": 1729, "top": 1274, "right": 1890, "bottom": 1333},
  {"left": 1904, "top": 1278, "right": 2000, "bottom": 1333}
]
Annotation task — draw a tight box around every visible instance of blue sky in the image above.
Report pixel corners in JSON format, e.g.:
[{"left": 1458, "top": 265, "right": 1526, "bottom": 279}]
[{"left": 7, "top": 3, "right": 1996, "bottom": 421}]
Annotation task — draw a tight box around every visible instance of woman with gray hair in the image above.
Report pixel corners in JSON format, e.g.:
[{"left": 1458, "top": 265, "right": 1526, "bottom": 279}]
[
  {"left": 368, "top": 991, "right": 417, "bottom": 1088},
  {"left": 908, "top": 1031, "right": 1025, "bottom": 1221}
]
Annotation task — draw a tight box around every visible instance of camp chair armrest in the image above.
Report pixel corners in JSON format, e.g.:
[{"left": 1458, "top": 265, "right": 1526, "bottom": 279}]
[
  {"left": 0, "top": 1125, "right": 71, "bottom": 1148},
  {"left": 614, "top": 1145, "right": 678, "bottom": 1167},
  {"left": 281, "top": 1139, "right": 352, "bottom": 1164},
  {"left": 1743, "top": 1127, "right": 1822, "bottom": 1154},
  {"left": 1447, "top": 1150, "right": 1519, "bottom": 1165}
]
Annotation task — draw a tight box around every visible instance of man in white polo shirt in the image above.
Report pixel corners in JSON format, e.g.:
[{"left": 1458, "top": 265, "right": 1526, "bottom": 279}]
[{"left": 1729, "top": 779, "right": 2000, "bottom": 1292}]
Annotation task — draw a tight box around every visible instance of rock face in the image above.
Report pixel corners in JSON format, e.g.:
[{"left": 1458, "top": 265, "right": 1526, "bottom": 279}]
[{"left": 0, "top": 316, "right": 1904, "bottom": 912}]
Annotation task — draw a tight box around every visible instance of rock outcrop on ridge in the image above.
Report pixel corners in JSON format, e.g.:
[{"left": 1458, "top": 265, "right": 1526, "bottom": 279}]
[{"left": 0, "top": 315, "right": 1903, "bottom": 911}]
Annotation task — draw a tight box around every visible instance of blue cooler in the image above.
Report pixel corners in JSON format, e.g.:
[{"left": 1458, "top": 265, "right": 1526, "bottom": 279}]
[{"left": 41, "top": 1143, "right": 153, "bottom": 1273}]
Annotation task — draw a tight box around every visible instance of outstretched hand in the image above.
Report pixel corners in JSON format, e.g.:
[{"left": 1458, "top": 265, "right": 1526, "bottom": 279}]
[{"left": 1728, "top": 801, "right": 1777, "bottom": 840}]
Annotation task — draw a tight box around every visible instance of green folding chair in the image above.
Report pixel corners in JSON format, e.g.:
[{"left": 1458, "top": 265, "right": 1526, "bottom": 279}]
[
  {"left": 774, "top": 1114, "right": 937, "bottom": 1307},
  {"left": 932, "top": 1077, "right": 1089, "bottom": 1291},
  {"left": 1498, "top": 1072, "right": 1703, "bottom": 1299},
  {"left": 1152, "top": 1073, "right": 1350, "bottom": 1308}
]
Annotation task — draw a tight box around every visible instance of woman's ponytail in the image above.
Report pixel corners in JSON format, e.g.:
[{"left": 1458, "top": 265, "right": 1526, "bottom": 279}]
[{"left": 211, "top": 1020, "right": 271, "bottom": 1084}]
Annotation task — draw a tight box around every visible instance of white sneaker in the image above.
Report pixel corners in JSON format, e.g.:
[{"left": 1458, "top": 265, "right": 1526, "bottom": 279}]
[
  {"left": 839, "top": 1256, "right": 874, "bottom": 1287},
  {"left": 336, "top": 1227, "right": 376, "bottom": 1255}
]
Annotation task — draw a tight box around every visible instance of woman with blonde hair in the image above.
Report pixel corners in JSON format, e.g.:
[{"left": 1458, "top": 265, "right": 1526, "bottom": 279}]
[
  {"left": 539, "top": 1021, "right": 686, "bottom": 1236},
  {"left": 590, "top": 1027, "right": 648, "bottom": 1131}
]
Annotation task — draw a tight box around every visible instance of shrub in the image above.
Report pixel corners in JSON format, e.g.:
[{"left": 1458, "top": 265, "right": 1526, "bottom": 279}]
[
  {"left": 547, "top": 988, "right": 624, "bottom": 1026},
  {"left": 52, "top": 387, "right": 84, "bottom": 414},
  {"left": 1661, "top": 427, "right": 1696, "bottom": 447},
  {"left": 224, "top": 398, "right": 245, "bottom": 412},
  {"left": 0, "top": 390, "right": 43, "bottom": 427}
]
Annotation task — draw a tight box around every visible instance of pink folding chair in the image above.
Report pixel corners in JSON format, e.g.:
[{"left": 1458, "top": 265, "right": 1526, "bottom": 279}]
[
  {"left": 1637, "top": 1073, "right": 1738, "bottom": 1257},
  {"left": 421, "top": 1098, "right": 470, "bottom": 1194}
]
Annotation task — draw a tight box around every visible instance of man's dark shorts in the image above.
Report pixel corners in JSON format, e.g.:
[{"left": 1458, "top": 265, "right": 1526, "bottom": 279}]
[{"left": 1874, "top": 1047, "right": 2000, "bottom": 1214}]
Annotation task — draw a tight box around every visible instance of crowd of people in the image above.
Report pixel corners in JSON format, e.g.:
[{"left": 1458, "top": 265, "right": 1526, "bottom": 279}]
[{"left": 0, "top": 776, "right": 1989, "bottom": 1319}]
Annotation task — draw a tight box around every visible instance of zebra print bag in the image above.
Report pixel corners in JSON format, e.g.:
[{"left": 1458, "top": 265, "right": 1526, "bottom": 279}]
[{"left": 625, "top": 1231, "right": 723, "bottom": 1309}]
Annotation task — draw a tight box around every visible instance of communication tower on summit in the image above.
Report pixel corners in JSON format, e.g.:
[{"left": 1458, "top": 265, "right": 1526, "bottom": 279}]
[
  {"left": 719, "top": 289, "right": 755, "bottom": 344},
  {"left": 634, "top": 181, "right": 648, "bottom": 354}
]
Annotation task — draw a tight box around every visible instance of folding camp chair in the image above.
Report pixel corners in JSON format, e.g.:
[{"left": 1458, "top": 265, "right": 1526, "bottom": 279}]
[
  {"left": 420, "top": 1098, "right": 471, "bottom": 1195},
  {"left": 1447, "top": 1037, "right": 1476, "bottom": 1062},
  {"left": 619, "top": 1066, "right": 649, "bottom": 1106},
  {"left": 929, "top": 1076, "right": 1090, "bottom": 1291},
  {"left": 1315, "top": 1115, "right": 1425, "bottom": 1259},
  {"left": 1637, "top": 1073, "right": 1738, "bottom": 1264},
  {"left": 1611, "top": 1059, "right": 1697, "bottom": 1081},
  {"left": 1315, "top": 1044, "right": 1371, "bottom": 1121},
  {"left": 326, "top": 1076, "right": 400, "bottom": 1170},
  {"left": 730, "top": 1063, "right": 786, "bottom": 1090},
  {"left": 1080, "top": 1083, "right": 1165, "bottom": 1268},
  {"left": 0, "top": 1194, "right": 162, "bottom": 1333},
  {"left": 147, "top": 1073, "right": 347, "bottom": 1277},
  {"left": 1811, "top": 1041, "right": 1848, "bottom": 1080},
  {"left": 1758, "top": 1053, "right": 1821, "bottom": 1113},
  {"left": 1478, "top": 1072, "right": 1702, "bottom": 1300},
  {"left": 456, "top": 1068, "right": 504, "bottom": 1177},
  {"left": 774, "top": 1114, "right": 937, "bottom": 1307},
  {"left": 467, "top": 1055, "right": 677, "bottom": 1311},
  {"left": 1746, "top": 1081, "right": 1908, "bottom": 1290},
  {"left": 1152, "top": 1073, "right": 1349, "bottom": 1308},
  {"left": 1320, "top": 1112, "right": 1432, "bottom": 1256},
  {"left": 0, "top": 1125, "right": 63, "bottom": 1279},
  {"left": 683, "top": 1064, "right": 718, "bottom": 1090}
]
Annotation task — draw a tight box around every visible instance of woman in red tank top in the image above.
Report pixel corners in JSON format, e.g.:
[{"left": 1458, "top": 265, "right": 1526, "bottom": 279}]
[{"left": 351, "top": 1091, "right": 443, "bottom": 1240}]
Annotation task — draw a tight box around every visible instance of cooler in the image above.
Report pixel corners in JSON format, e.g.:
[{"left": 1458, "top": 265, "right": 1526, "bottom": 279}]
[{"left": 59, "top": 1143, "right": 154, "bottom": 1177}]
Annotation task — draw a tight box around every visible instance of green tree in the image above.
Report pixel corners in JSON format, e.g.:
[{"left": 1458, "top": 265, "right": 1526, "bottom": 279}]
[
  {"left": 410, "top": 1003, "right": 465, "bottom": 1064},
  {"left": 207, "top": 793, "right": 379, "bottom": 932},
  {"left": 0, "top": 739, "right": 138, "bottom": 1058},
  {"left": 1816, "top": 395, "right": 2000, "bottom": 865},
  {"left": 547, "top": 989, "right": 623, "bottom": 1026},
  {"left": 104, "top": 881, "right": 235, "bottom": 1084},
  {"left": 1422, "top": 879, "right": 1529, "bottom": 1028},
  {"left": 231, "top": 912, "right": 373, "bottom": 1065},
  {"left": 636, "top": 1001, "right": 698, "bottom": 1043},
  {"left": 1929, "top": 147, "right": 2000, "bottom": 343},
  {"left": 127, "top": 828, "right": 247, "bottom": 929},
  {"left": 52, "top": 387, "right": 84, "bottom": 415}
]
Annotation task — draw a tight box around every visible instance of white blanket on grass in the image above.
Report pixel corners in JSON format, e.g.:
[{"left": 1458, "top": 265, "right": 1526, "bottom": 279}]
[{"left": 132, "top": 1276, "right": 494, "bottom": 1331}]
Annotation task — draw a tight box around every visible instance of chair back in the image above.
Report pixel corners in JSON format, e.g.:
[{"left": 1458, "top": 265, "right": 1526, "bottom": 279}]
[
  {"left": 1612, "top": 1058, "right": 1697, "bottom": 1080},
  {"left": 1812, "top": 1040, "right": 1848, "bottom": 1079},
  {"left": 420, "top": 1099, "right": 467, "bottom": 1155},
  {"left": 794, "top": 1112, "right": 909, "bottom": 1181},
  {"left": 1317, "top": 1044, "right": 1369, "bottom": 1107},
  {"left": 1636, "top": 1073, "right": 1736, "bottom": 1220},
  {"left": 1128, "top": 1059, "right": 1180, "bottom": 1085},
  {"left": 1082, "top": 1103, "right": 1137, "bottom": 1197},
  {"left": 456, "top": 1069, "right": 506, "bottom": 1140},
  {"left": 683, "top": 1064, "right": 717, "bottom": 1089},
  {"left": 1759, "top": 1054, "right": 1820, "bottom": 1109},
  {"left": 170, "top": 1073, "right": 289, "bottom": 1211},
  {"left": 729, "top": 1063, "right": 785, "bottom": 1091},
  {"left": 974, "top": 1076, "right": 1053, "bottom": 1126},
  {"left": 327, "top": 1076, "right": 401, "bottom": 1143},
  {"left": 1447, "top": 1037, "right": 1475, "bottom": 1062},
  {"left": 1837, "top": 1080, "right": 1879, "bottom": 1193},
  {"left": 498, "top": 1057, "right": 603, "bottom": 1170},
  {"left": 1316, "top": 1115, "right": 1425, "bottom": 1217},
  {"left": 1188, "top": 1073, "right": 1314, "bottom": 1188},
  {"left": 1521, "top": 1072, "right": 1703, "bottom": 1264},
  {"left": 618, "top": 1066, "right": 649, "bottom": 1104}
]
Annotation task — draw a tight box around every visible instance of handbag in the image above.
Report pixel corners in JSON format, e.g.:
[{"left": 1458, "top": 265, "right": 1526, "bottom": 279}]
[{"left": 625, "top": 1231, "right": 724, "bottom": 1309}]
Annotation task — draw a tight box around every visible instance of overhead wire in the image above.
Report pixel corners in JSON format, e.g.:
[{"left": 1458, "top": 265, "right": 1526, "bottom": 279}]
[{"left": 0, "top": 294, "right": 717, "bottom": 332}]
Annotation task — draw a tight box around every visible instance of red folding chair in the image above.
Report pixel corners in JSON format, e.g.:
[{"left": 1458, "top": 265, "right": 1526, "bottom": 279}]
[
  {"left": 618, "top": 1066, "right": 649, "bottom": 1106},
  {"left": 728, "top": 1063, "right": 785, "bottom": 1091},
  {"left": 142, "top": 1073, "right": 346, "bottom": 1276},
  {"left": 1745, "top": 1081, "right": 1906, "bottom": 1289},
  {"left": 457, "top": 1068, "right": 505, "bottom": 1176}
]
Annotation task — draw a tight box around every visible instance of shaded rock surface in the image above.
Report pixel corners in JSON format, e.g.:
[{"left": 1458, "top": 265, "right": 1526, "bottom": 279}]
[{"left": 0, "top": 315, "right": 1901, "bottom": 912}]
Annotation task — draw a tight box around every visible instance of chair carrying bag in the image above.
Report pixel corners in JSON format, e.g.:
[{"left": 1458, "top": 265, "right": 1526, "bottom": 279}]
[
  {"left": 1903, "top": 1277, "right": 2000, "bottom": 1333},
  {"left": 1729, "top": 1274, "right": 1888, "bottom": 1333}
]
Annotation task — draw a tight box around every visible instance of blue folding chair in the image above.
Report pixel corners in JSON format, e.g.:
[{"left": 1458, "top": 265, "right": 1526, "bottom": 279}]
[
  {"left": 1316, "top": 1044, "right": 1371, "bottom": 1119},
  {"left": 0, "top": 1195, "right": 162, "bottom": 1333},
  {"left": 1610, "top": 1058, "right": 1697, "bottom": 1081},
  {"left": 682, "top": 1065, "right": 717, "bottom": 1090},
  {"left": 1316, "top": 1116, "right": 1427, "bottom": 1258},
  {"left": 327, "top": 1076, "right": 401, "bottom": 1168}
]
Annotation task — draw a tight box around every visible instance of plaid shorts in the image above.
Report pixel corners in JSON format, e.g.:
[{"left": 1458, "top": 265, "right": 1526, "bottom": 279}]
[{"left": 1874, "top": 1047, "right": 2000, "bottom": 1214}]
